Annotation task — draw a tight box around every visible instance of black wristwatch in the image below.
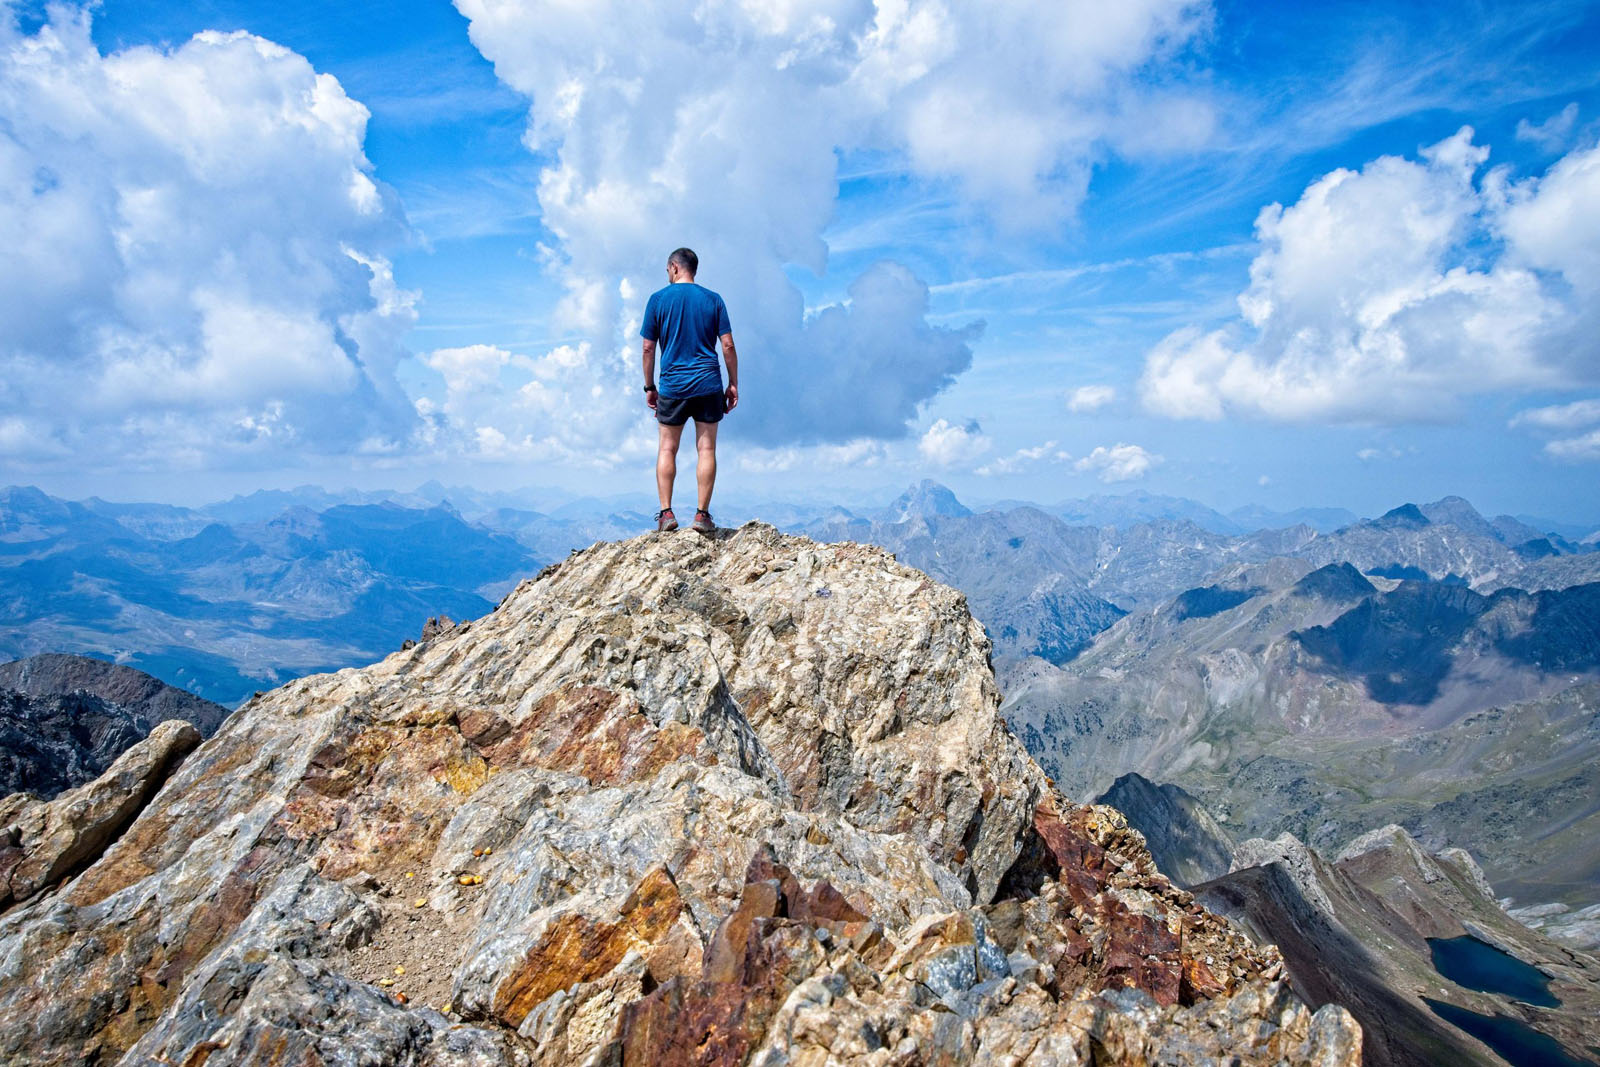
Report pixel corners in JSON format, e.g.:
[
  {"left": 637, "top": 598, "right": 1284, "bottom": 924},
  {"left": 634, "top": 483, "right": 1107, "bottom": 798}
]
[{"left": 643, "top": 383, "right": 657, "bottom": 394}]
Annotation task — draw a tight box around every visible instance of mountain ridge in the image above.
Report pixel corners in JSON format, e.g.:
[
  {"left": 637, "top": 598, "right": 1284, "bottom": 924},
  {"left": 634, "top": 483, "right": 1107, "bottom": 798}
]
[{"left": 0, "top": 653, "right": 230, "bottom": 798}]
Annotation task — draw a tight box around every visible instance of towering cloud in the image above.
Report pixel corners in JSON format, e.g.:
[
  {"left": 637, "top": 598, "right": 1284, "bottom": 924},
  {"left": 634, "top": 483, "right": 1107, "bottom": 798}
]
[
  {"left": 0, "top": 7, "right": 415, "bottom": 468},
  {"left": 452, "top": 0, "right": 1212, "bottom": 460}
]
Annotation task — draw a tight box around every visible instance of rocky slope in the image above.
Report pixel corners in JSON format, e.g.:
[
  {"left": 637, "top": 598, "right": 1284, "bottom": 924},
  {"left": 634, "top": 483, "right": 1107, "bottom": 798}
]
[
  {"left": 0, "top": 653, "right": 231, "bottom": 797},
  {"left": 1196, "top": 826, "right": 1600, "bottom": 1067},
  {"left": 0, "top": 525, "right": 1358, "bottom": 1066},
  {"left": 1003, "top": 559, "right": 1600, "bottom": 915}
]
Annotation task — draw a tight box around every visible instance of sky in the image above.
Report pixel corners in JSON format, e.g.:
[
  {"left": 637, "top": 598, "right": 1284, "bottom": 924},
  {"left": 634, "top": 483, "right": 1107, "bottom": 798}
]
[{"left": 2, "top": 0, "right": 1599, "bottom": 521}]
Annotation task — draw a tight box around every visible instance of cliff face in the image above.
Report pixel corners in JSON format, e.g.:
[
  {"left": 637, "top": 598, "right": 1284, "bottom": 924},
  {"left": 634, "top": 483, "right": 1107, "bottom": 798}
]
[
  {"left": 0, "top": 525, "right": 1358, "bottom": 1066},
  {"left": 0, "top": 653, "right": 231, "bottom": 797},
  {"left": 1197, "top": 828, "right": 1600, "bottom": 1067}
]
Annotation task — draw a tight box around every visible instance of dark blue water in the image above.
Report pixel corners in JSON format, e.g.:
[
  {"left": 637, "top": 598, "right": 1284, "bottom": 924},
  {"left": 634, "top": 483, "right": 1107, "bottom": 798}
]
[
  {"left": 1428, "top": 936, "right": 1560, "bottom": 1008},
  {"left": 1424, "top": 999, "right": 1597, "bottom": 1067}
]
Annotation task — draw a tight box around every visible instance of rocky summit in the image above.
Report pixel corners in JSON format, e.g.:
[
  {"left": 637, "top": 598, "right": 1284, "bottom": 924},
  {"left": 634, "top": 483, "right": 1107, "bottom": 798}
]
[{"left": 0, "top": 525, "right": 1358, "bottom": 1066}]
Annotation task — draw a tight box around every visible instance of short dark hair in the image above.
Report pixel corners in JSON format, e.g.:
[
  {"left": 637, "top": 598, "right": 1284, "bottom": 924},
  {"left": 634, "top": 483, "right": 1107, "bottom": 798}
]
[{"left": 668, "top": 247, "right": 698, "bottom": 275}]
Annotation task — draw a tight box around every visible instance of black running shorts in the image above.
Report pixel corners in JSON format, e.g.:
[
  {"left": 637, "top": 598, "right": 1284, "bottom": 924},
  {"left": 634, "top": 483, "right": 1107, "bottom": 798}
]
[{"left": 655, "top": 391, "right": 726, "bottom": 425}]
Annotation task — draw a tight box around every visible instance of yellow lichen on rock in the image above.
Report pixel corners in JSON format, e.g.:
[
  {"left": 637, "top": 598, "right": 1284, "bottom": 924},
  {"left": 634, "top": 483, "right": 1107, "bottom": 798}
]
[{"left": 439, "top": 752, "right": 489, "bottom": 795}]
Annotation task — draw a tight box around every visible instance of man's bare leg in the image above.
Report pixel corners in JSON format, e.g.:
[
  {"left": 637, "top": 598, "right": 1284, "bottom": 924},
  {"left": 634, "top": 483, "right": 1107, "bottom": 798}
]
[
  {"left": 657, "top": 422, "right": 684, "bottom": 510},
  {"left": 694, "top": 419, "right": 719, "bottom": 511}
]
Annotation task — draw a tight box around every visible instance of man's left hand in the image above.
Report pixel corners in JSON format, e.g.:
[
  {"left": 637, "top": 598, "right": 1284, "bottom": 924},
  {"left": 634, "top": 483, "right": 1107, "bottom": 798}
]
[{"left": 725, "top": 383, "right": 738, "bottom": 412}]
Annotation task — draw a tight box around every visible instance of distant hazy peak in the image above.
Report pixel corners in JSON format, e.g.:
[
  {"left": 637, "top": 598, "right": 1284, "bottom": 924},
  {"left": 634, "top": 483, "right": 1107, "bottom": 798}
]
[
  {"left": 1420, "top": 496, "right": 1497, "bottom": 538},
  {"left": 1373, "top": 503, "right": 1430, "bottom": 529},
  {"left": 1056, "top": 490, "right": 1239, "bottom": 534},
  {"left": 887, "top": 479, "right": 970, "bottom": 521},
  {"left": 0, "top": 485, "right": 59, "bottom": 508}
]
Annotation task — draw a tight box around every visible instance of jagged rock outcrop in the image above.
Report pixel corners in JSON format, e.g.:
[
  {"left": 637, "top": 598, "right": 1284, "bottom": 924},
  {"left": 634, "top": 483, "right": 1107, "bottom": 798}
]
[
  {"left": 0, "top": 525, "right": 1358, "bottom": 1065},
  {"left": 1508, "top": 900, "right": 1600, "bottom": 951},
  {"left": 1094, "top": 773, "right": 1235, "bottom": 888},
  {"left": 1197, "top": 825, "right": 1600, "bottom": 1067},
  {"left": 1, "top": 719, "right": 200, "bottom": 912},
  {"left": 0, "top": 653, "right": 230, "bottom": 797}
]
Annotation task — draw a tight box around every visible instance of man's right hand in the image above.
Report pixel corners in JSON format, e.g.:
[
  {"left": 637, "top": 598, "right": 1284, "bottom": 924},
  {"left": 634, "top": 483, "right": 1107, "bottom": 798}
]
[
  {"left": 646, "top": 387, "right": 658, "bottom": 410},
  {"left": 724, "top": 383, "right": 738, "bottom": 412}
]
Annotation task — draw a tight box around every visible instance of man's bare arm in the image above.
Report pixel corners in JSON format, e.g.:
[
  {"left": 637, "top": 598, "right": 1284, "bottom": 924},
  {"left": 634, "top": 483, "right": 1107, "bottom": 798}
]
[
  {"left": 721, "top": 332, "right": 738, "bottom": 412},
  {"left": 642, "top": 338, "right": 658, "bottom": 409}
]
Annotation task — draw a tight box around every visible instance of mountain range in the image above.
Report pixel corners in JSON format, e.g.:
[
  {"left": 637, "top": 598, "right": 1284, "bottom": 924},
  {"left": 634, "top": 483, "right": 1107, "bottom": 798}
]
[
  {"left": 5, "top": 481, "right": 1597, "bottom": 920},
  {"left": 1003, "top": 552, "right": 1600, "bottom": 921},
  {"left": 0, "top": 486, "right": 539, "bottom": 703},
  {"left": 4, "top": 478, "right": 1595, "bottom": 701},
  {"left": 5, "top": 479, "right": 1600, "bottom": 1065}
]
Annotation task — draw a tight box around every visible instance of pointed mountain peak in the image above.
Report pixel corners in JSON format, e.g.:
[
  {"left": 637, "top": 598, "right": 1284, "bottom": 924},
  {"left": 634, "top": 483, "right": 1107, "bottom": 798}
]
[
  {"left": 1373, "top": 503, "right": 1430, "bottom": 529},
  {"left": 889, "top": 480, "right": 970, "bottom": 522},
  {"left": 1292, "top": 562, "right": 1375, "bottom": 601},
  {"left": 1419, "top": 496, "right": 1497, "bottom": 538}
]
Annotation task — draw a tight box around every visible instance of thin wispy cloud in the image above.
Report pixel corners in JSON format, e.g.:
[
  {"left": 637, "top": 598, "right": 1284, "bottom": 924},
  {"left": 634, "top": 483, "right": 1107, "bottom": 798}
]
[
  {"left": 929, "top": 244, "right": 1252, "bottom": 298},
  {"left": 1067, "top": 386, "right": 1117, "bottom": 413},
  {"left": 1516, "top": 103, "right": 1581, "bottom": 150}
]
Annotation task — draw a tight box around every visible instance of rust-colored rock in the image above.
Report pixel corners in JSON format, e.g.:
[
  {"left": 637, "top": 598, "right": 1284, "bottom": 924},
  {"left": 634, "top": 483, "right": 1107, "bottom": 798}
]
[
  {"left": 493, "top": 864, "right": 687, "bottom": 1028},
  {"left": 484, "top": 684, "right": 712, "bottom": 787},
  {"left": 1088, "top": 892, "right": 1183, "bottom": 1006}
]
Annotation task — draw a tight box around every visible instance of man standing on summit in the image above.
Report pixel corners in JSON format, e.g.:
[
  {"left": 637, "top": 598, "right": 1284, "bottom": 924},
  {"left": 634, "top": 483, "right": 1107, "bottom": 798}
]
[{"left": 641, "top": 247, "right": 738, "bottom": 533}]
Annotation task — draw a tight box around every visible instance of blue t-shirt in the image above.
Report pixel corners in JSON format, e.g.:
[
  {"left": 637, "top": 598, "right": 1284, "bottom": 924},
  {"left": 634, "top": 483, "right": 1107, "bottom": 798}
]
[{"left": 640, "top": 283, "right": 730, "bottom": 399}]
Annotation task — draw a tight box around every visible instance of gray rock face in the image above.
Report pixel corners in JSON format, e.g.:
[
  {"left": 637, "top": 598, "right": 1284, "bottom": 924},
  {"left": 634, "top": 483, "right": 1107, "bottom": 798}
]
[
  {"left": 0, "top": 653, "right": 229, "bottom": 797},
  {"left": 1093, "top": 773, "right": 1235, "bottom": 888},
  {"left": 0, "top": 525, "right": 1356, "bottom": 1066},
  {"left": 1508, "top": 901, "right": 1600, "bottom": 951}
]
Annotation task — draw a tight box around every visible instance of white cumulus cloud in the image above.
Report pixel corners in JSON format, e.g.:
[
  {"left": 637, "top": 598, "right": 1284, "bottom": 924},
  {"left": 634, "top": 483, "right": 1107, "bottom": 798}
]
[
  {"left": 453, "top": 0, "right": 1213, "bottom": 461},
  {"left": 918, "top": 418, "right": 991, "bottom": 467},
  {"left": 0, "top": 7, "right": 415, "bottom": 469},
  {"left": 1067, "top": 384, "right": 1117, "bottom": 413},
  {"left": 1138, "top": 128, "right": 1600, "bottom": 424},
  {"left": 1075, "top": 442, "right": 1161, "bottom": 482}
]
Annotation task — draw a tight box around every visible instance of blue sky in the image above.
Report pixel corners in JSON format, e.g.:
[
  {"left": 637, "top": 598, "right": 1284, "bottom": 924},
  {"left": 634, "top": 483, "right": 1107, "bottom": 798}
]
[{"left": 3, "top": 0, "right": 1600, "bottom": 521}]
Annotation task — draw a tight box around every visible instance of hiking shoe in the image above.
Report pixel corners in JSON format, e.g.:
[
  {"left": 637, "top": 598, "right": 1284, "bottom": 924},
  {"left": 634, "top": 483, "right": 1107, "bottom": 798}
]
[
  {"left": 692, "top": 509, "right": 715, "bottom": 533},
  {"left": 655, "top": 508, "right": 678, "bottom": 532}
]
